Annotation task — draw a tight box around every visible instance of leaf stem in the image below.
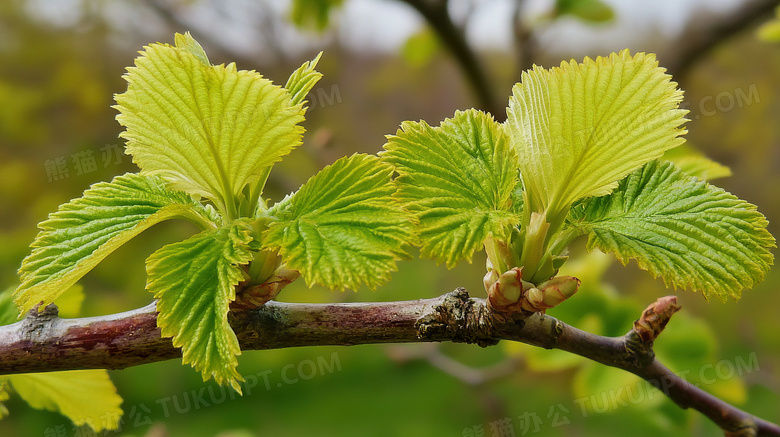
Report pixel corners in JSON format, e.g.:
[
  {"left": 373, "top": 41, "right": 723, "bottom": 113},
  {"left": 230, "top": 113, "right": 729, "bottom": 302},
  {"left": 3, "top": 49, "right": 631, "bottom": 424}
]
[
  {"left": 518, "top": 212, "right": 551, "bottom": 282},
  {"left": 484, "top": 236, "right": 509, "bottom": 274},
  {"left": 179, "top": 210, "right": 218, "bottom": 231},
  {"left": 244, "top": 166, "right": 272, "bottom": 217},
  {"left": 246, "top": 250, "right": 281, "bottom": 285}
]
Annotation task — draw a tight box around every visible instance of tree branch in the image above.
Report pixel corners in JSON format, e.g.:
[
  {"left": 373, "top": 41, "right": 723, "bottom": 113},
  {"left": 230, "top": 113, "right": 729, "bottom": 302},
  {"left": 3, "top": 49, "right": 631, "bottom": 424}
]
[
  {"left": 0, "top": 290, "right": 778, "bottom": 436},
  {"left": 668, "top": 0, "right": 780, "bottom": 80}
]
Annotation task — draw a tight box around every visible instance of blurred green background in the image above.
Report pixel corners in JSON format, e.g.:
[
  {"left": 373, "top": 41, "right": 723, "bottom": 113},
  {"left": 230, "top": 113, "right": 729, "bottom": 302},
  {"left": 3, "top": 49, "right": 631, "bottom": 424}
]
[{"left": 1, "top": 0, "right": 779, "bottom": 436}]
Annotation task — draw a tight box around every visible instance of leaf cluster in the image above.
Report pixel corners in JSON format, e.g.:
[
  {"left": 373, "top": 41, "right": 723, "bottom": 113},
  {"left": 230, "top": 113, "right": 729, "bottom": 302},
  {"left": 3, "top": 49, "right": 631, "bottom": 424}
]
[
  {"left": 14, "top": 33, "right": 413, "bottom": 391},
  {"left": 12, "top": 35, "right": 775, "bottom": 410},
  {"left": 383, "top": 50, "right": 773, "bottom": 306}
]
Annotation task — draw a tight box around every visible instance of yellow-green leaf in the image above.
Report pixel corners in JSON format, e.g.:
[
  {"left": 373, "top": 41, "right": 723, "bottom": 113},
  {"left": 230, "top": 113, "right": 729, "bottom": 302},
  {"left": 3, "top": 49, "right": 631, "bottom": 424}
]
[
  {"left": 290, "top": 0, "right": 345, "bottom": 31},
  {"left": 555, "top": 0, "right": 615, "bottom": 23},
  {"left": 115, "top": 32, "right": 306, "bottom": 218},
  {"left": 8, "top": 370, "right": 122, "bottom": 432},
  {"left": 285, "top": 52, "right": 324, "bottom": 107},
  {"left": 662, "top": 143, "right": 731, "bottom": 181},
  {"left": 570, "top": 160, "right": 775, "bottom": 300},
  {"left": 402, "top": 30, "right": 440, "bottom": 68},
  {"left": 265, "top": 154, "right": 412, "bottom": 290},
  {"left": 506, "top": 50, "right": 687, "bottom": 223},
  {"left": 15, "top": 173, "right": 216, "bottom": 314},
  {"left": 383, "top": 109, "right": 522, "bottom": 267},
  {"left": 146, "top": 223, "right": 256, "bottom": 391}
]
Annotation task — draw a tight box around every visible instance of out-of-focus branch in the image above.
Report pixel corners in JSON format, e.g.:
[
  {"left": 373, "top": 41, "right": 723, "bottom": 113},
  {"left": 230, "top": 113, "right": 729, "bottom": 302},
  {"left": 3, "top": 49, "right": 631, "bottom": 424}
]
[
  {"left": 0, "top": 290, "right": 778, "bottom": 435},
  {"left": 399, "top": 0, "right": 504, "bottom": 120},
  {"left": 512, "top": 0, "right": 536, "bottom": 78},
  {"left": 386, "top": 343, "right": 523, "bottom": 386},
  {"left": 669, "top": 0, "right": 780, "bottom": 79}
]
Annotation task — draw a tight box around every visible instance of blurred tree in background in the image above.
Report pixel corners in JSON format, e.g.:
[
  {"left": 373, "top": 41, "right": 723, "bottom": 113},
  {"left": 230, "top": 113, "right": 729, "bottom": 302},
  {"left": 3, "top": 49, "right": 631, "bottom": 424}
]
[{"left": 1, "top": 0, "right": 779, "bottom": 436}]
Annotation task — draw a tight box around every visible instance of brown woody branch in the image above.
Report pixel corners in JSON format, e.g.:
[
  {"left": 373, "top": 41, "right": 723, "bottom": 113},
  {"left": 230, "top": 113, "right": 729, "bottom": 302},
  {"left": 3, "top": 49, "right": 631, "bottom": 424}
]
[{"left": 0, "top": 290, "right": 777, "bottom": 436}]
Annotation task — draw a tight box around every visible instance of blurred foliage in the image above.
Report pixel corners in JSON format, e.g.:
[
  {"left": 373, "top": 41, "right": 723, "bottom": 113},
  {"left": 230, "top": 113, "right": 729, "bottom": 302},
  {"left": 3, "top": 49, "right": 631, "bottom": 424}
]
[
  {"left": 757, "top": 6, "right": 780, "bottom": 42},
  {"left": 290, "top": 0, "right": 345, "bottom": 32},
  {"left": 554, "top": 0, "right": 615, "bottom": 23},
  {"left": 661, "top": 143, "right": 732, "bottom": 181},
  {"left": 0, "top": 0, "right": 779, "bottom": 436},
  {"left": 402, "top": 29, "right": 440, "bottom": 69}
]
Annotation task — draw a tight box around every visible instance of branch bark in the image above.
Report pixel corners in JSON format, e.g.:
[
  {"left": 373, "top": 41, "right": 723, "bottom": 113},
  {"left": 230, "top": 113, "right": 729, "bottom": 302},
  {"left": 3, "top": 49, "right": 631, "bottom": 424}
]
[{"left": 0, "top": 290, "right": 777, "bottom": 436}]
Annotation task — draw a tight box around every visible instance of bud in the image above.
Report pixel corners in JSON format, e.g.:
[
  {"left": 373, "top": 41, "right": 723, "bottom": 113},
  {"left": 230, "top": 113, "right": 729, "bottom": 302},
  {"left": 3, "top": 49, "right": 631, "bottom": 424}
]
[
  {"left": 483, "top": 268, "right": 499, "bottom": 294},
  {"left": 495, "top": 268, "right": 525, "bottom": 302},
  {"left": 521, "top": 276, "right": 580, "bottom": 312},
  {"left": 538, "top": 275, "right": 580, "bottom": 299},
  {"left": 634, "top": 296, "right": 681, "bottom": 343},
  {"left": 520, "top": 287, "right": 542, "bottom": 312},
  {"left": 232, "top": 264, "right": 301, "bottom": 310},
  {"left": 486, "top": 267, "right": 536, "bottom": 311}
]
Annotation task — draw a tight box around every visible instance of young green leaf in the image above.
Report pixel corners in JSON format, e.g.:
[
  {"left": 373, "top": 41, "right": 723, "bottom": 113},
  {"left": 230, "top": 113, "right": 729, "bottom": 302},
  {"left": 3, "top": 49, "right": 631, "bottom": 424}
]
[
  {"left": 506, "top": 50, "right": 687, "bottom": 222},
  {"left": 264, "top": 154, "right": 412, "bottom": 290},
  {"left": 15, "top": 173, "right": 216, "bottom": 314},
  {"left": 569, "top": 160, "right": 775, "bottom": 301},
  {"left": 555, "top": 0, "right": 615, "bottom": 23},
  {"left": 382, "top": 109, "right": 521, "bottom": 267},
  {"left": 6, "top": 371, "right": 122, "bottom": 432},
  {"left": 402, "top": 30, "right": 440, "bottom": 68},
  {"left": 285, "top": 52, "right": 324, "bottom": 107},
  {"left": 244, "top": 52, "right": 323, "bottom": 215},
  {"left": 146, "top": 223, "right": 257, "bottom": 391},
  {"left": 172, "top": 31, "right": 210, "bottom": 65},
  {"left": 661, "top": 143, "right": 731, "bottom": 181},
  {"left": 115, "top": 32, "right": 307, "bottom": 219}
]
